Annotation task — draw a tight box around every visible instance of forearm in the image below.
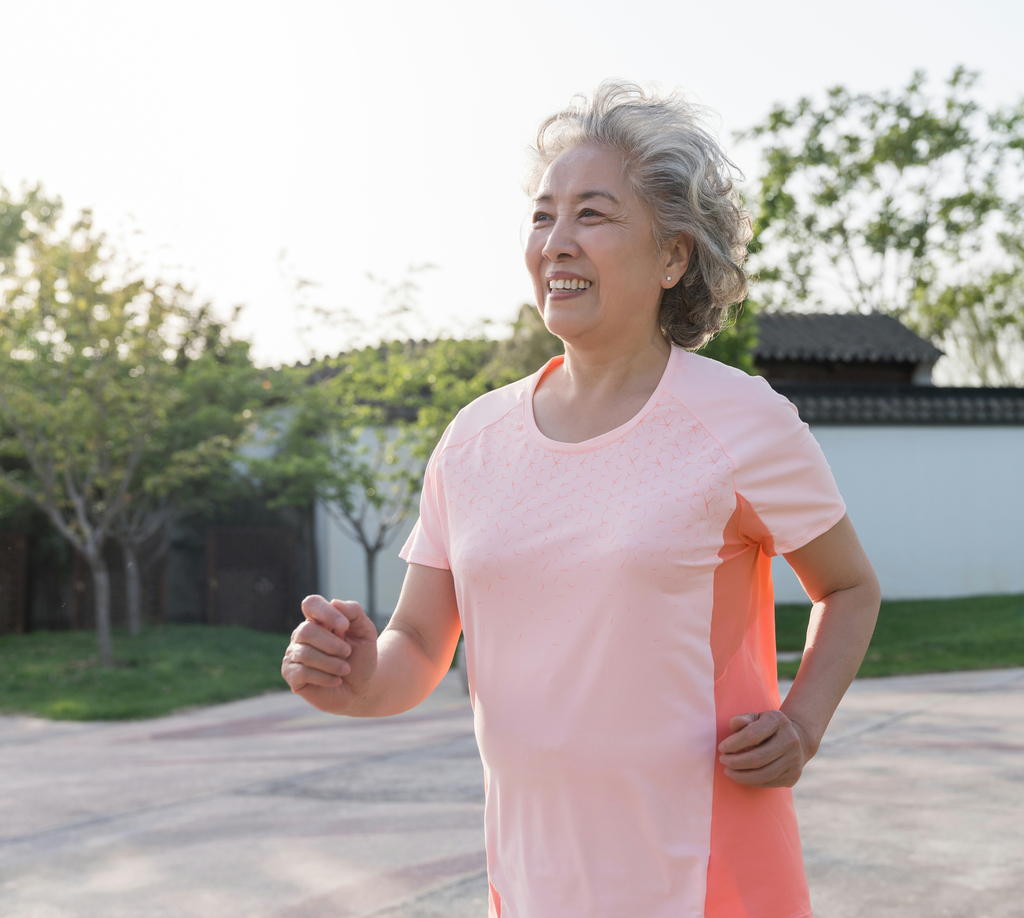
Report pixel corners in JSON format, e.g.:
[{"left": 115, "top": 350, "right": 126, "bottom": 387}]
[
  {"left": 780, "top": 579, "right": 880, "bottom": 755},
  {"left": 721, "top": 517, "right": 879, "bottom": 787},
  {"left": 345, "top": 624, "right": 453, "bottom": 718}
]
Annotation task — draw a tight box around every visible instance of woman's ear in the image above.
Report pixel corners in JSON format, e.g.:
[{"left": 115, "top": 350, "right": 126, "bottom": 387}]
[{"left": 663, "top": 233, "right": 694, "bottom": 287}]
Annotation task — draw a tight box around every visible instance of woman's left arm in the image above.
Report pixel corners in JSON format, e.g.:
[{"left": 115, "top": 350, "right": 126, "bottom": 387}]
[{"left": 718, "top": 513, "right": 881, "bottom": 787}]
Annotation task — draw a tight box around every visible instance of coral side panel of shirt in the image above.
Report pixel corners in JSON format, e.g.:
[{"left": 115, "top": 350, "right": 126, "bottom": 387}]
[
  {"left": 400, "top": 346, "right": 845, "bottom": 918},
  {"left": 705, "top": 497, "right": 813, "bottom": 918}
]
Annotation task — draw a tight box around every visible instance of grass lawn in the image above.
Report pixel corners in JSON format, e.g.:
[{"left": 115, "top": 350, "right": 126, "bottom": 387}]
[
  {"left": 776, "top": 592, "right": 1024, "bottom": 680},
  {"left": 3, "top": 594, "right": 1022, "bottom": 721},
  {"left": 0, "top": 624, "right": 289, "bottom": 721}
]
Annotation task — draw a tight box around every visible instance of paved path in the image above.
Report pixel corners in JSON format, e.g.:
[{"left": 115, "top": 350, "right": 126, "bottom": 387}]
[
  {"left": 1, "top": 667, "right": 1021, "bottom": 918},
  {"left": 797, "top": 667, "right": 1024, "bottom": 918}
]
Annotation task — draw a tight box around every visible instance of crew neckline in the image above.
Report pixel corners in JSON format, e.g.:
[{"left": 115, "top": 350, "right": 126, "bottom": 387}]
[{"left": 524, "top": 346, "right": 682, "bottom": 453}]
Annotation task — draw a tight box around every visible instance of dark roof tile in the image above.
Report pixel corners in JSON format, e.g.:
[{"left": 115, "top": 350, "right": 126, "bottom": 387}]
[
  {"left": 771, "top": 382, "right": 1024, "bottom": 425},
  {"left": 754, "top": 312, "right": 944, "bottom": 364}
]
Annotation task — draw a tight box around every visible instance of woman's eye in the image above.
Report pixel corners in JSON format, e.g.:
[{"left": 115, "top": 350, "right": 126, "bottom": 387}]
[
  {"left": 580, "top": 209, "right": 601, "bottom": 219},
  {"left": 532, "top": 212, "right": 551, "bottom": 224}
]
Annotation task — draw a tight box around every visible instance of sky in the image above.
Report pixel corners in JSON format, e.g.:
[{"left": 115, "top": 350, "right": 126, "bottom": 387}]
[{"left": 3, "top": 0, "right": 1024, "bottom": 368}]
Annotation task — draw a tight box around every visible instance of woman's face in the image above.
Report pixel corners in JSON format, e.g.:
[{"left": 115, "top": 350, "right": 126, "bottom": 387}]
[{"left": 525, "top": 144, "right": 681, "bottom": 347}]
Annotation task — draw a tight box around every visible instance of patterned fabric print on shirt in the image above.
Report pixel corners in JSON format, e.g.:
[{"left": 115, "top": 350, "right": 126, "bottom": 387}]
[
  {"left": 436, "top": 390, "right": 737, "bottom": 918},
  {"left": 444, "top": 390, "right": 736, "bottom": 602}
]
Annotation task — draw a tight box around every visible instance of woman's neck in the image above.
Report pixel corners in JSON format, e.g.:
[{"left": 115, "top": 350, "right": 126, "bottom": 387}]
[
  {"left": 532, "top": 333, "right": 672, "bottom": 444},
  {"left": 559, "top": 334, "right": 671, "bottom": 398}
]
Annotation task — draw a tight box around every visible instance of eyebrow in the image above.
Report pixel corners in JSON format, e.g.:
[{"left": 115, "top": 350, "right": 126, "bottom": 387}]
[{"left": 533, "top": 190, "right": 620, "bottom": 206}]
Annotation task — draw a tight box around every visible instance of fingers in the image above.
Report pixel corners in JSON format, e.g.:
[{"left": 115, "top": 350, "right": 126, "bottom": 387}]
[
  {"left": 302, "top": 594, "right": 354, "bottom": 637},
  {"left": 331, "top": 599, "right": 377, "bottom": 642},
  {"left": 286, "top": 642, "right": 351, "bottom": 678},
  {"left": 724, "top": 756, "right": 801, "bottom": 788},
  {"left": 291, "top": 618, "right": 351, "bottom": 658},
  {"left": 281, "top": 641, "right": 350, "bottom": 693},
  {"left": 329, "top": 598, "right": 364, "bottom": 622},
  {"left": 282, "top": 657, "right": 343, "bottom": 691},
  {"left": 300, "top": 595, "right": 377, "bottom": 644},
  {"left": 284, "top": 596, "right": 376, "bottom": 699},
  {"left": 719, "top": 711, "right": 777, "bottom": 754},
  {"left": 283, "top": 596, "right": 360, "bottom": 695},
  {"left": 727, "top": 712, "right": 760, "bottom": 736},
  {"left": 718, "top": 709, "right": 806, "bottom": 788},
  {"left": 721, "top": 729, "right": 790, "bottom": 771}
]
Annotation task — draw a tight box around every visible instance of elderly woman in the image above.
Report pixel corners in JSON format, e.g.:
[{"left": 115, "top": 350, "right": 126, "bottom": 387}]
[{"left": 282, "top": 81, "right": 880, "bottom": 918}]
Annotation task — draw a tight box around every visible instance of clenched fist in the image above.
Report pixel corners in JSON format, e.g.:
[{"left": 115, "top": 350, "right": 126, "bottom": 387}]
[
  {"left": 281, "top": 595, "right": 379, "bottom": 715},
  {"left": 718, "top": 709, "right": 816, "bottom": 788}
]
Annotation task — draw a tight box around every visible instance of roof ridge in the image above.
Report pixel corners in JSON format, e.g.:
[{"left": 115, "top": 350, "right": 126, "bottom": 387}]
[{"left": 754, "top": 312, "right": 943, "bottom": 364}]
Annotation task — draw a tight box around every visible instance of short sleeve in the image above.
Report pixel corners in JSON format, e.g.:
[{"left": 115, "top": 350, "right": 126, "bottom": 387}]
[
  {"left": 730, "top": 384, "right": 846, "bottom": 556},
  {"left": 677, "top": 354, "right": 848, "bottom": 558},
  {"left": 399, "top": 433, "right": 451, "bottom": 570}
]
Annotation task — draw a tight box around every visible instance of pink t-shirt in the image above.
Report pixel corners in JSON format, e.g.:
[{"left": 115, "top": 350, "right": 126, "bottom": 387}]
[{"left": 400, "top": 347, "right": 845, "bottom": 918}]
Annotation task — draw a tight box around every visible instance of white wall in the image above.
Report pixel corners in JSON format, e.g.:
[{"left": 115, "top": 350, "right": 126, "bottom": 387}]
[
  {"left": 314, "top": 424, "right": 420, "bottom": 620},
  {"left": 772, "top": 426, "right": 1024, "bottom": 603},
  {"left": 315, "top": 501, "right": 417, "bottom": 619}
]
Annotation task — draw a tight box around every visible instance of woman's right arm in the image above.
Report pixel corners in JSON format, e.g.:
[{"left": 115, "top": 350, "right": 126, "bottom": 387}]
[{"left": 281, "top": 563, "right": 462, "bottom": 717}]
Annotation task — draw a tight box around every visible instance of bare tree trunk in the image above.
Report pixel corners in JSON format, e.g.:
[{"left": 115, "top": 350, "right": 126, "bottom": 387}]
[
  {"left": 365, "top": 547, "right": 379, "bottom": 630},
  {"left": 86, "top": 550, "right": 114, "bottom": 666},
  {"left": 122, "top": 540, "right": 142, "bottom": 636}
]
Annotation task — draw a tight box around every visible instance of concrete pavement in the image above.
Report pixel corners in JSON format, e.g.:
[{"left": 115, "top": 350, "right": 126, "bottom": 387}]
[
  {"left": 796, "top": 667, "right": 1024, "bottom": 918},
  {"left": 0, "top": 667, "right": 1021, "bottom": 917}
]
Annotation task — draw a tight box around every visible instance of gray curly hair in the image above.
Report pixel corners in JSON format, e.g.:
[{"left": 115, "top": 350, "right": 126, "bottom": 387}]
[{"left": 524, "top": 80, "right": 751, "bottom": 348}]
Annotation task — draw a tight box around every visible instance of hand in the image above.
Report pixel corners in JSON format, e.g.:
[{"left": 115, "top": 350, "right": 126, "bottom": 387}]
[
  {"left": 717, "top": 709, "right": 815, "bottom": 788},
  {"left": 281, "top": 595, "right": 378, "bottom": 714}
]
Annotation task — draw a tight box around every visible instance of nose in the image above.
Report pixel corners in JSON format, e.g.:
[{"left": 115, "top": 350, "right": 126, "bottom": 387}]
[{"left": 541, "top": 215, "right": 580, "bottom": 262}]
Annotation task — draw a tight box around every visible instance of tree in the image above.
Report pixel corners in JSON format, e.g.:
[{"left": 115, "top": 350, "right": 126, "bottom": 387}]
[
  {"left": 0, "top": 188, "right": 263, "bottom": 657},
  {"left": 741, "top": 68, "right": 1024, "bottom": 384},
  {"left": 113, "top": 305, "right": 263, "bottom": 634},
  {"left": 0, "top": 197, "right": 180, "bottom": 663},
  {"left": 255, "top": 337, "right": 494, "bottom": 628},
  {"left": 0, "top": 184, "right": 59, "bottom": 262}
]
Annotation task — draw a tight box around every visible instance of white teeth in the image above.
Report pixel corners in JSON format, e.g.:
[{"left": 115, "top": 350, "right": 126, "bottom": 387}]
[{"left": 548, "top": 279, "right": 590, "bottom": 291}]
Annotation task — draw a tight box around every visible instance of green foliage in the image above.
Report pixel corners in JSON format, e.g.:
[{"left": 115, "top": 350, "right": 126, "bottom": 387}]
[
  {"left": 742, "top": 68, "right": 1024, "bottom": 384},
  {"left": 130, "top": 304, "right": 266, "bottom": 518},
  {"left": 0, "top": 202, "right": 178, "bottom": 543},
  {"left": 0, "top": 189, "right": 263, "bottom": 533},
  {"left": 0, "top": 183, "right": 59, "bottom": 264},
  {"left": 0, "top": 186, "right": 264, "bottom": 655},
  {"left": 0, "top": 625, "right": 288, "bottom": 720},
  {"left": 480, "top": 304, "right": 564, "bottom": 387},
  {"left": 415, "top": 336, "right": 506, "bottom": 449},
  {"left": 258, "top": 336, "right": 502, "bottom": 508},
  {"left": 695, "top": 301, "right": 758, "bottom": 373},
  {"left": 252, "top": 335, "right": 501, "bottom": 622},
  {"left": 776, "top": 592, "right": 1024, "bottom": 679}
]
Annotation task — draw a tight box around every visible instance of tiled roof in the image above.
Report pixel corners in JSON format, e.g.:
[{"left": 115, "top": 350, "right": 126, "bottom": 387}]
[
  {"left": 754, "top": 312, "right": 944, "bottom": 364},
  {"left": 771, "top": 382, "right": 1024, "bottom": 425}
]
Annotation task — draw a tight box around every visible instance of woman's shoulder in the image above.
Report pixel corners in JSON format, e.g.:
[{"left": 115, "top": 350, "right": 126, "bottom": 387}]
[
  {"left": 437, "top": 372, "right": 536, "bottom": 454},
  {"left": 668, "top": 349, "right": 803, "bottom": 440},
  {"left": 671, "top": 349, "right": 783, "bottom": 404}
]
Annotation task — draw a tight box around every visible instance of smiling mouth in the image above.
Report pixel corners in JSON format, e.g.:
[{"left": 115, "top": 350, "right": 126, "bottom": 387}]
[{"left": 547, "top": 279, "right": 592, "bottom": 291}]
